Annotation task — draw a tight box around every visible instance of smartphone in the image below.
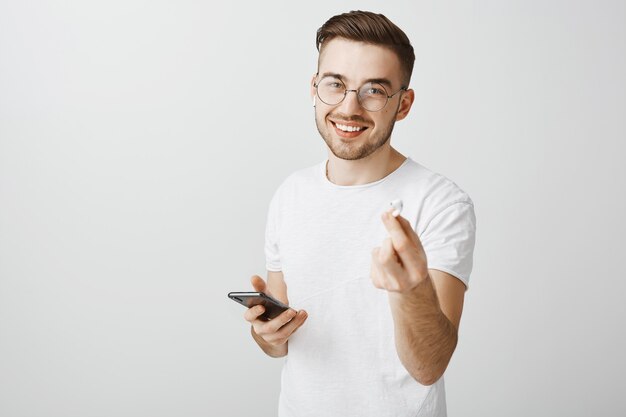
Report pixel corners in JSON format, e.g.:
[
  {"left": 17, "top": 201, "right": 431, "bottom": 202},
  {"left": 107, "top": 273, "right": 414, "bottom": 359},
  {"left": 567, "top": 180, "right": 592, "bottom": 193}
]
[{"left": 228, "top": 291, "right": 290, "bottom": 320}]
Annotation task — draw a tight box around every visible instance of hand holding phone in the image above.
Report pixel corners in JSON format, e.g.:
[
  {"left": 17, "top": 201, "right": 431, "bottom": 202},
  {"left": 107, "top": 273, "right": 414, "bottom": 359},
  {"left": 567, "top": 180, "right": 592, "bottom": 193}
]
[
  {"left": 235, "top": 275, "right": 309, "bottom": 357},
  {"left": 228, "top": 291, "right": 290, "bottom": 321}
]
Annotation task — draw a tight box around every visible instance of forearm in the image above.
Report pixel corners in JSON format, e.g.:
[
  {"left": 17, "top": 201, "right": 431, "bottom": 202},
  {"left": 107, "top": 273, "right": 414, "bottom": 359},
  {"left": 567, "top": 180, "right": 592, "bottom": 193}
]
[
  {"left": 251, "top": 326, "right": 288, "bottom": 358},
  {"left": 389, "top": 275, "right": 458, "bottom": 386}
]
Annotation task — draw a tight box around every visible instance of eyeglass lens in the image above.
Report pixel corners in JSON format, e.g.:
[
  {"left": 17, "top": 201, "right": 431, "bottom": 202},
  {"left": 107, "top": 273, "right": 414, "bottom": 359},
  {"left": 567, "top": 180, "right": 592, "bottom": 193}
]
[{"left": 316, "top": 76, "right": 390, "bottom": 112}]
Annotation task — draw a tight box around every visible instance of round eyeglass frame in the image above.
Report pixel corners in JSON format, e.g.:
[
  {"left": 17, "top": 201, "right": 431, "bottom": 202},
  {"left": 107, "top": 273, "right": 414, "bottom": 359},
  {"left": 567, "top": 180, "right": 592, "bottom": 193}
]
[{"left": 313, "top": 75, "right": 408, "bottom": 112}]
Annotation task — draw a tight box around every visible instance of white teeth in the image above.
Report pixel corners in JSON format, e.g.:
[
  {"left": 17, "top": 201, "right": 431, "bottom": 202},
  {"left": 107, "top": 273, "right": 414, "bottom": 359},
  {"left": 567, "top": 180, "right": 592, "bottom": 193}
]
[{"left": 336, "top": 123, "right": 364, "bottom": 132}]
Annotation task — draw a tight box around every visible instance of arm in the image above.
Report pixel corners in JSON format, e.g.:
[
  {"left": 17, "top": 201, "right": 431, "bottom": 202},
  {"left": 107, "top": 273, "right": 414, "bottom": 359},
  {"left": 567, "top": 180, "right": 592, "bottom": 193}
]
[
  {"left": 388, "top": 269, "right": 465, "bottom": 385},
  {"left": 245, "top": 271, "right": 308, "bottom": 358},
  {"left": 371, "top": 211, "right": 465, "bottom": 385}
]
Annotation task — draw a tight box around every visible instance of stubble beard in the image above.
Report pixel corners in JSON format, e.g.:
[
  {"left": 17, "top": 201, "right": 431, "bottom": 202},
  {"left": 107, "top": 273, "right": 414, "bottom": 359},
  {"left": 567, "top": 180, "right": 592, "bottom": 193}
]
[{"left": 315, "top": 114, "right": 397, "bottom": 161}]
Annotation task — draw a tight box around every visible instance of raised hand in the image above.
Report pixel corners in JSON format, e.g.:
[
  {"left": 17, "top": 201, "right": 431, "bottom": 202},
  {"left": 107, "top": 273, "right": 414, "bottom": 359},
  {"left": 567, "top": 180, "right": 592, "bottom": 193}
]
[{"left": 371, "top": 210, "right": 429, "bottom": 292}]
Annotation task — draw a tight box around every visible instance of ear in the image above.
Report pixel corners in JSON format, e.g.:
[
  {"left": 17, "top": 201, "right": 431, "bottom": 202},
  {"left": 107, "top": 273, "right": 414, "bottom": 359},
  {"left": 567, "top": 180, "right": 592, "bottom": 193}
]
[
  {"left": 395, "top": 88, "right": 415, "bottom": 121},
  {"left": 310, "top": 74, "right": 318, "bottom": 102}
]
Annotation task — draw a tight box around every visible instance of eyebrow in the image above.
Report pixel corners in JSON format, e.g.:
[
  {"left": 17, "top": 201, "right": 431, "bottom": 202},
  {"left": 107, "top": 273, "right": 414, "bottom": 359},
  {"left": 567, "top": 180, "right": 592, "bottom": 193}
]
[{"left": 319, "top": 72, "right": 394, "bottom": 89}]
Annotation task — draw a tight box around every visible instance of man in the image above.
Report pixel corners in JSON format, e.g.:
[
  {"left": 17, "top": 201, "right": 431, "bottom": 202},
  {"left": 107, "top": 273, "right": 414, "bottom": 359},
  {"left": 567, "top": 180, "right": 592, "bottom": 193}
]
[{"left": 243, "top": 10, "right": 476, "bottom": 417}]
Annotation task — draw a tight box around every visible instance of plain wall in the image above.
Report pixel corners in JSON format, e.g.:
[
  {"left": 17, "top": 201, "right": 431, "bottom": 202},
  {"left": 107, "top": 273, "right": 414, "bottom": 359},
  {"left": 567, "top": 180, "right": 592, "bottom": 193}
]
[{"left": 1, "top": 0, "right": 625, "bottom": 415}]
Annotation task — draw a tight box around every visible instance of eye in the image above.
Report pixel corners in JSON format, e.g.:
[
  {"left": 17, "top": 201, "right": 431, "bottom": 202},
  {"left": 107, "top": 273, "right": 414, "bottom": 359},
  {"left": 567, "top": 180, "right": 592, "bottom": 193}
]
[
  {"left": 364, "top": 86, "right": 386, "bottom": 96},
  {"left": 322, "top": 79, "right": 344, "bottom": 90}
]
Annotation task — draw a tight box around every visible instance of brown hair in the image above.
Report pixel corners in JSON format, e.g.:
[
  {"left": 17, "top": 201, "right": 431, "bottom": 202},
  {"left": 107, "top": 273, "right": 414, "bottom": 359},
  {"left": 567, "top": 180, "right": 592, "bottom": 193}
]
[{"left": 316, "top": 10, "right": 415, "bottom": 86}]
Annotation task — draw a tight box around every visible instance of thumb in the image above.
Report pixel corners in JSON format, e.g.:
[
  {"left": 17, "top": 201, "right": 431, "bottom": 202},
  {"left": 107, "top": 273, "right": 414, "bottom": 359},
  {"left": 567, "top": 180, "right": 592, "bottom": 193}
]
[{"left": 250, "top": 275, "right": 267, "bottom": 293}]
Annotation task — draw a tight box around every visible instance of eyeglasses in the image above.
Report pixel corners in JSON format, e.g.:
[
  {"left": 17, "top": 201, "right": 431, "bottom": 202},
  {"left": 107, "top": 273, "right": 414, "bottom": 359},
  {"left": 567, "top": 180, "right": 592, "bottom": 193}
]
[{"left": 314, "top": 75, "right": 407, "bottom": 112}]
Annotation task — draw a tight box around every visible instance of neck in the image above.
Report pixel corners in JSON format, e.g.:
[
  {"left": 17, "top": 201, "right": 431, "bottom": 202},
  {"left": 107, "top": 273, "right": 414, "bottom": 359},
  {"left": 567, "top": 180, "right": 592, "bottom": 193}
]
[{"left": 326, "top": 145, "right": 406, "bottom": 186}]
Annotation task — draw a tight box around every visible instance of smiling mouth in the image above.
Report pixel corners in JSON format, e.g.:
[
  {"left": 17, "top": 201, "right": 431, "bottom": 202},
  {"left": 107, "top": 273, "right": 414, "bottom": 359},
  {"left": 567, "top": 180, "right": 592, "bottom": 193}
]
[
  {"left": 334, "top": 122, "right": 366, "bottom": 132},
  {"left": 331, "top": 121, "right": 369, "bottom": 137}
]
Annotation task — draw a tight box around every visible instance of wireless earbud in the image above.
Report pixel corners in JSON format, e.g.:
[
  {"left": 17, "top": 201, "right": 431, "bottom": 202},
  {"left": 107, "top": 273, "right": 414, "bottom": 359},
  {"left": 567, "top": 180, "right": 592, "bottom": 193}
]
[
  {"left": 312, "top": 96, "right": 316, "bottom": 107},
  {"left": 389, "top": 199, "right": 403, "bottom": 217}
]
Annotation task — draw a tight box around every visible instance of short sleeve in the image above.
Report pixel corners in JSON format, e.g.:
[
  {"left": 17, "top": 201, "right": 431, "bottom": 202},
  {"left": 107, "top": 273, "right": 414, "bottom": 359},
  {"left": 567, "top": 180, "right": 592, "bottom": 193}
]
[
  {"left": 419, "top": 201, "right": 476, "bottom": 287},
  {"left": 264, "top": 191, "right": 282, "bottom": 272}
]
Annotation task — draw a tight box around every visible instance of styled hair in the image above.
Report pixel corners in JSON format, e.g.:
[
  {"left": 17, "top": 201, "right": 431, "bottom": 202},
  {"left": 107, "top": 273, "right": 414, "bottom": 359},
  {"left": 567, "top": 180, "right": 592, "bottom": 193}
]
[{"left": 316, "top": 10, "right": 415, "bottom": 85}]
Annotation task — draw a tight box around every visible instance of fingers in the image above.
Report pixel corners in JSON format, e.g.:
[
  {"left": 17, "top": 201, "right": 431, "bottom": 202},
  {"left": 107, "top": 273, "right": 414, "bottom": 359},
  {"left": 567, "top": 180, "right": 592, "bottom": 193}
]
[
  {"left": 380, "top": 211, "right": 423, "bottom": 272},
  {"left": 371, "top": 239, "right": 406, "bottom": 291},
  {"left": 382, "top": 210, "right": 422, "bottom": 246},
  {"left": 246, "top": 275, "right": 307, "bottom": 346},
  {"left": 381, "top": 211, "right": 410, "bottom": 249},
  {"left": 372, "top": 212, "right": 430, "bottom": 291},
  {"left": 379, "top": 238, "right": 405, "bottom": 283},
  {"left": 394, "top": 214, "right": 423, "bottom": 248},
  {"left": 263, "top": 309, "right": 298, "bottom": 333},
  {"left": 370, "top": 247, "right": 384, "bottom": 289},
  {"left": 243, "top": 304, "right": 267, "bottom": 322},
  {"left": 248, "top": 307, "right": 308, "bottom": 346},
  {"left": 266, "top": 310, "right": 308, "bottom": 345},
  {"left": 250, "top": 275, "right": 267, "bottom": 293},
  {"left": 380, "top": 236, "right": 400, "bottom": 265}
]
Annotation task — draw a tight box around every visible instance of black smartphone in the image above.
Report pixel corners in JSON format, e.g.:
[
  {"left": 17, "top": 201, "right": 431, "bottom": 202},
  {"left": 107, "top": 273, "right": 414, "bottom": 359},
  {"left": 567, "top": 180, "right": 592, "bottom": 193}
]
[{"left": 228, "top": 291, "right": 290, "bottom": 320}]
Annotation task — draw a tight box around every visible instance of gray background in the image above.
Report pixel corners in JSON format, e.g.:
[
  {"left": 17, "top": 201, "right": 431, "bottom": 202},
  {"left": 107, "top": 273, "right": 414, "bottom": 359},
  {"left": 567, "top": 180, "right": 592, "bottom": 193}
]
[{"left": 1, "top": 0, "right": 625, "bottom": 416}]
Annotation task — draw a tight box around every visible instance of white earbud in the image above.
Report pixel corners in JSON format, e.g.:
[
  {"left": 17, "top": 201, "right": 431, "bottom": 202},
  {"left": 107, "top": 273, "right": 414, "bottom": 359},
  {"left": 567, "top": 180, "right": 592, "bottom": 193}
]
[
  {"left": 389, "top": 199, "right": 403, "bottom": 217},
  {"left": 312, "top": 96, "right": 316, "bottom": 107}
]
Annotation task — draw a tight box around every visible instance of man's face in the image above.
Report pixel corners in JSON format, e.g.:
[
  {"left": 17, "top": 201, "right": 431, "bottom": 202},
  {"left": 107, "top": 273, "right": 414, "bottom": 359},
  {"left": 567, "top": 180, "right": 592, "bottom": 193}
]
[{"left": 312, "top": 38, "right": 413, "bottom": 161}]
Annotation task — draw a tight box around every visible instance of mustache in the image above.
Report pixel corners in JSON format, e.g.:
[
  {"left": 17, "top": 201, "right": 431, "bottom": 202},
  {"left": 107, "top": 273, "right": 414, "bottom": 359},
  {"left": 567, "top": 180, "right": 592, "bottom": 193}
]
[{"left": 328, "top": 113, "right": 372, "bottom": 124}]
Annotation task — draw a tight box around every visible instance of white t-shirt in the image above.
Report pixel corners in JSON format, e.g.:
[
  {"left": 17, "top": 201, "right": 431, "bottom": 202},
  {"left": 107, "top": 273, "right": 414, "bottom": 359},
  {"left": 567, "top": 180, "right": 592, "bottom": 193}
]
[{"left": 265, "top": 157, "right": 476, "bottom": 417}]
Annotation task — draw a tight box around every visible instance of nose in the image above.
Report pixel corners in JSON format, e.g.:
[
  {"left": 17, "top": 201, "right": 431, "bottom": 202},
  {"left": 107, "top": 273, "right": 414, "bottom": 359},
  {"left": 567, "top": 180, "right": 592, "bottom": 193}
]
[{"left": 337, "top": 89, "right": 363, "bottom": 114}]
